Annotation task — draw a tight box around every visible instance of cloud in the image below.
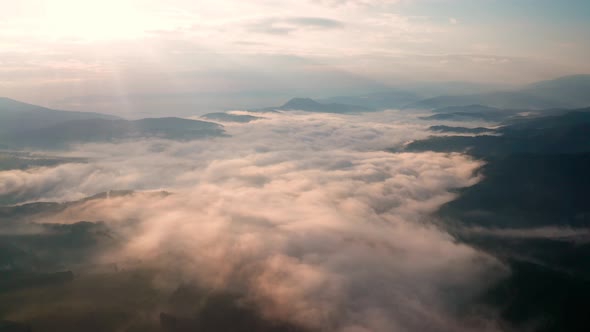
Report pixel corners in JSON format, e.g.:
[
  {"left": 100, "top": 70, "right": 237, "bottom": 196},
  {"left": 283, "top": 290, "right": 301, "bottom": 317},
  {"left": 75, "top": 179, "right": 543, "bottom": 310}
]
[
  {"left": 315, "top": 0, "right": 400, "bottom": 7},
  {"left": 248, "top": 16, "right": 344, "bottom": 35},
  {"left": 0, "top": 111, "right": 507, "bottom": 331},
  {"left": 288, "top": 17, "right": 344, "bottom": 28}
]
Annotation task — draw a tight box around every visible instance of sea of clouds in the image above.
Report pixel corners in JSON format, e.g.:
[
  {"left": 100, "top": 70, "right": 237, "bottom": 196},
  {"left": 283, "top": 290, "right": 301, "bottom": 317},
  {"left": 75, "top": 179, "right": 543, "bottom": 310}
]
[{"left": 0, "top": 110, "right": 508, "bottom": 331}]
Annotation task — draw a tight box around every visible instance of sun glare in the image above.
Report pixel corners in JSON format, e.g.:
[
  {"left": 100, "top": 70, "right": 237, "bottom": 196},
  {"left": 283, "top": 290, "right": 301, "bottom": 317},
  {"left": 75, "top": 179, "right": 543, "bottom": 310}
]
[{"left": 41, "top": 0, "right": 153, "bottom": 40}]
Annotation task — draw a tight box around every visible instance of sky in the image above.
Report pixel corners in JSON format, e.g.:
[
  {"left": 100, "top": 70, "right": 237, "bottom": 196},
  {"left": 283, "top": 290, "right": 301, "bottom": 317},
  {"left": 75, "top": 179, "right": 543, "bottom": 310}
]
[{"left": 0, "top": 0, "right": 589, "bottom": 116}]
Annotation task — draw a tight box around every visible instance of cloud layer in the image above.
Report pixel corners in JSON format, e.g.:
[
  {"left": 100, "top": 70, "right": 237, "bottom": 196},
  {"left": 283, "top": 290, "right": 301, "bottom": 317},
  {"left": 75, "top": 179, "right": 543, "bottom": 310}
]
[{"left": 0, "top": 111, "right": 507, "bottom": 331}]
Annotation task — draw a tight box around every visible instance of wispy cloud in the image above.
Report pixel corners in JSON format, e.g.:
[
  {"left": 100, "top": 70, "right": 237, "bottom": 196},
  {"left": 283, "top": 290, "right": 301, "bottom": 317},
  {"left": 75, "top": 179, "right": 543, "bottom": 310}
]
[{"left": 248, "top": 16, "right": 344, "bottom": 35}]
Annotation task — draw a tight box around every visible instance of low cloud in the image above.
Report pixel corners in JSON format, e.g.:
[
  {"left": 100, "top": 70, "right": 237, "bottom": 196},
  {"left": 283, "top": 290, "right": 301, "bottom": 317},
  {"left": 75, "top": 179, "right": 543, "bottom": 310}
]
[{"left": 0, "top": 111, "right": 507, "bottom": 331}]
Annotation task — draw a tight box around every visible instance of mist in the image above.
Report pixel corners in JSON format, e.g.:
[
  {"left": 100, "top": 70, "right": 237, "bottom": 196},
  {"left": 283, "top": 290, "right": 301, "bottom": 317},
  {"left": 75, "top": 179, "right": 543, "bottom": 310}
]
[{"left": 0, "top": 110, "right": 508, "bottom": 331}]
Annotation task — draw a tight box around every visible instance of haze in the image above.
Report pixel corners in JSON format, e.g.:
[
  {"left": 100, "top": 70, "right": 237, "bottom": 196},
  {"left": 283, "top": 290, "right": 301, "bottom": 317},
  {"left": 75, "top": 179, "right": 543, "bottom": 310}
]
[{"left": 2, "top": 0, "right": 589, "bottom": 116}]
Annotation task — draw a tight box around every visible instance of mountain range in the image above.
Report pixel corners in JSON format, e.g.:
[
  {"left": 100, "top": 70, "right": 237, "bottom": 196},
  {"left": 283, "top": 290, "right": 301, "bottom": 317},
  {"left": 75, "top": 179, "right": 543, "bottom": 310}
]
[
  {"left": 256, "top": 97, "right": 373, "bottom": 113},
  {"left": 3, "top": 75, "right": 589, "bottom": 132},
  {"left": 405, "top": 105, "right": 590, "bottom": 331},
  {"left": 0, "top": 98, "right": 225, "bottom": 149},
  {"left": 253, "top": 75, "right": 590, "bottom": 114},
  {"left": 408, "top": 108, "right": 590, "bottom": 157},
  {"left": 405, "top": 75, "right": 590, "bottom": 110},
  {"left": 0, "top": 97, "right": 120, "bottom": 134}
]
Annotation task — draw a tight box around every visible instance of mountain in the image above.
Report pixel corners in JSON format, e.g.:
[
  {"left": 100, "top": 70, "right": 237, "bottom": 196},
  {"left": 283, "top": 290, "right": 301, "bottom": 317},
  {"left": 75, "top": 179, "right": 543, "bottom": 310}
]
[
  {"left": 440, "top": 153, "right": 590, "bottom": 228},
  {"left": 406, "top": 105, "right": 590, "bottom": 331},
  {"left": 249, "top": 75, "right": 590, "bottom": 113},
  {"left": 316, "top": 82, "right": 508, "bottom": 110},
  {"left": 406, "top": 91, "right": 564, "bottom": 110},
  {"left": 501, "top": 109, "right": 590, "bottom": 131},
  {"left": 431, "top": 104, "right": 501, "bottom": 114},
  {"left": 399, "top": 81, "right": 509, "bottom": 97},
  {"left": 0, "top": 97, "right": 120, "bottom": 134},
  {"left": 522, "top": 74, "right": 590, "bottom": 107},
  {"left": 405, "top": 75, "right": 590, "bottom": 110},
  {"left": 0, "top": 151, "right": 84, "bottom": 171},
  {"left": 318, "top": 89, "right": 423, "bottom": 110},
  {"left": 420, "top": 104, "right": 575, "bottom": 123},
  {"left": 408, "top": 106, "right": 590, "bottom": 224},
  {"left": 278, "top": 98, "right": 372, "bottom": 113},
  {"left": 407, "top": 110, "right": 590, "bottom": 157},
  {"left": 420, "top": 104, "right": 536, "bottom": 122},
  {"left": 3, "top": 117, "right": 225, "bottom": 149},
  {"left": 0, "top": 98, "right": 226, "bottom": 149}
]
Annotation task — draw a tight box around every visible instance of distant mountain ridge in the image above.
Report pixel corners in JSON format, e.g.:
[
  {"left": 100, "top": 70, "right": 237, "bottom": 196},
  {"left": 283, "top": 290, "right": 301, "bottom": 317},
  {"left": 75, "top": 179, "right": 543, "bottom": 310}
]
[
  {"left": 406, "top": 91, "right": 564, "bottom": 110},
  {"left": 522, "top": 74, "right": 590, "bottom": 106},
  {"left": 405, "top": 75, "right": 590, "bottom": 110},
  {"left": 317, "top": 90, "right": 422, "bottom": 110},
  {"left": 278, "top": 97, "right": 372, "bottom": 113},
  {"left": 6, "top": 118, "right": 224, "bottom": 148},
  {"left": 431, "top": 104, "right": 501, "bottom": 113},
  {"left": 0, "top": 98, "right": 225, "bottom": 149},
  {"left": 266, "top": 75, "right": 590, "bottom": 113},
  {"left": 0, "top": 97, "right": 121, "bottom": 134}
]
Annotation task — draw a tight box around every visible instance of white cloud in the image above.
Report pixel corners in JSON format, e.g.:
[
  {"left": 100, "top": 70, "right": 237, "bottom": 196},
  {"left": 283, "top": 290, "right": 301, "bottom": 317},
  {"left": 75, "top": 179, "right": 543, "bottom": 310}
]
[{"left": 0, "top": 111, "right": 507, "bottom": 331}]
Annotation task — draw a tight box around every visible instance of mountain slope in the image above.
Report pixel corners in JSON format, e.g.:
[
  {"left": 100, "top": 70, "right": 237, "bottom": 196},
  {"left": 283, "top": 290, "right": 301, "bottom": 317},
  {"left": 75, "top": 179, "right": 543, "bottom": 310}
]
[
  {"left": 0, "top": 97, "right": 120, "bottom": 134},
  {"left": 406, "top": 91, "right": 565, "bottom": 110},
  {"left": 406, "top": 104, "right": 590, "bottom": 331},
  {"left": 431, "top": 104, "right": 501, "bottom": 113},
  {"left": 318, "top": 90, "right": 422, "bottom": 110},
  {"left": 0, "top": 98, "right": 225, "bottom": 148},
  {"left": 407, "top": 110, "right": 590, "bottom": 157},
  {"left": 4, "top": 117, "right": 225, "bottom": 148},
  {"left": 522, "top": 74, "right": 590, "bottom": 106},
  {"left": 405, "top": 75, "right": 590, "bottom": 110}
]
